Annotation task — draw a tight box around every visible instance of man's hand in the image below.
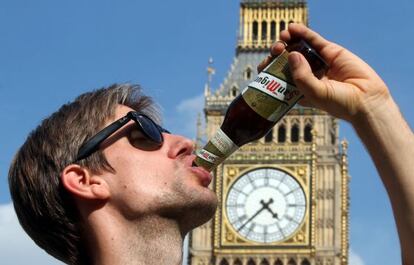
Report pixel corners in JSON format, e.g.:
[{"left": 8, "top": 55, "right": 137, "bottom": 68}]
[{"left": 258, "top": 23, "right": 391, "bottom": 125}]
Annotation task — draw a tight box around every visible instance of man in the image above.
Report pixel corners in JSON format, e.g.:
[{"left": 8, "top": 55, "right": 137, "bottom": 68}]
[
  {"left": 9, "top": 23, "right": 414, "bottom": 265},
  {"left": 9, "top": 86, "right": 218, "bottom": 265}
]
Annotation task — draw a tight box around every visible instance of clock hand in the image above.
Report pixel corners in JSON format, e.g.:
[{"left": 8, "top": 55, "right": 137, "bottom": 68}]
[
  {"left": 237, "top": 198, "right": 273, "bottom": 231},
  {"left": 264, "top": 206, "right": 279, "bottom": 219},
  {"left": 237, "top": 205, "right": 265, "bottom": 231},
  {"left": 262, "top": 199, "right": 279, "bottom": 219}
]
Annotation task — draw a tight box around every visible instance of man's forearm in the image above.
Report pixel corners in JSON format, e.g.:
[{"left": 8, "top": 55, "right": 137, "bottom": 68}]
[{"left": 352, "top": 97, "right": 414, "bottom": 264}]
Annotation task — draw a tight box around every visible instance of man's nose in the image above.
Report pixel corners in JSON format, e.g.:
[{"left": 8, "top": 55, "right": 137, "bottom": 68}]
[{"left": 165, "top": 134, "right": 195, "bottom": 158}]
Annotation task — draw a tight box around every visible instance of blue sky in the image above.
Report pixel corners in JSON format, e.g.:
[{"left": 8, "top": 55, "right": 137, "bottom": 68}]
[{"left": 0, "top": 1, "right": 413, "bottom": 264}]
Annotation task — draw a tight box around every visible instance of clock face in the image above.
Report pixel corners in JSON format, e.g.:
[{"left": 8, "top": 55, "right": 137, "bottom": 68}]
[{"left": 225, "top": 168, "right": 307, "bottom": 243}]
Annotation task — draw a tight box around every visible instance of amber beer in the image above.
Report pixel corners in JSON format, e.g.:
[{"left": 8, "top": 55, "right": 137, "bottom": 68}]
[{"left": 194, "top": 40, "right": 328, "bottom": 171}]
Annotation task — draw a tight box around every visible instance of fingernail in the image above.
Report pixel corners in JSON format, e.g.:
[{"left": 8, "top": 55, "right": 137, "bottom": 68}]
[{"left": 276, "top": 40, "right": 288, "bottom": 48}]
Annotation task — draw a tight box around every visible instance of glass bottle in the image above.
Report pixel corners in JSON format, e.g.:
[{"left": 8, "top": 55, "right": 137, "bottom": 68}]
[{"left": 194, "top": 40, "right": 328, "bottom": 171}]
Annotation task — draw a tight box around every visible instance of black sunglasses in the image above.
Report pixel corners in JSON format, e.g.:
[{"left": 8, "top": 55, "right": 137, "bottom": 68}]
[{"left": 75, "top": 111, "right": 170, "bottom": 162}]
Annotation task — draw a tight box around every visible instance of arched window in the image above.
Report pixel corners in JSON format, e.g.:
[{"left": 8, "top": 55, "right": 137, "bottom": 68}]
[
  {"left": 278, "top": 125, "right": 286, "bottom": 143},
  {"left": 280, "top": 20, "right": 286, "bottom": 32},
  {"left": 245, "top": 67, "right": 252, "bottom": 80},
  {"left": 304, "top": 124, "right": 312, "bottom": 142},
  {"left": 247, "top": 258, "right": 256, "bottom": 265},
  {"left": 270, "top": 21, "right": 276, "bottom": 41},
  {"left": 261, "top": 21, "right": 267, "bottom": 40},
  {"left": 219, "top": 258, "right": 229, "bottom": 265},
  {"left": 331, "top": 130, "right": 336, "bottom": 145},
  {"left": 231, "top": 86, "right": 238, "bottom": 97},
  {"left": 288, "top": 258, "right": 297, "bottom": 265},
  {"left": 301, "top": 259, "right": 311, "bottom": 265},
  {"left": 274, "top": 259, "right": 283, "bottom": 265},
  {"left": 265, "top": 129, "right": 273, "bottom": 143},
  {"left": 260, "top": 259, "right": 270, "bottom": 265},
  {"left": 234, "top": 259, "right": 243, "bottom": 265},
  {"left": 291, "top": 124, "right": 299, "bottom": 143},
  {"left": 252, "top": 21, "right": 258, "bottom": 41}
]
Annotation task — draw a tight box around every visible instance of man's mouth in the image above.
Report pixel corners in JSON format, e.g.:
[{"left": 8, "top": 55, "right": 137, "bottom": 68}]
[
  {"left": 187, "top": 155, "right": 212, "bottom": 187},
  {"left": 190, "top": 166, "right": 212, "bottom": 187}
]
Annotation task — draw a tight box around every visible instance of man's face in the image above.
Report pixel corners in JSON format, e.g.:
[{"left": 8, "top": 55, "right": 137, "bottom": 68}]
[{"left": 97, "top": 105, "right": 217, "bottom": 231}]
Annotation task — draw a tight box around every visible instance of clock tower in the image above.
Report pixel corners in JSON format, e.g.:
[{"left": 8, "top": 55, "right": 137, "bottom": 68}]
[{"left": 189, "top": 1, "right": 350, "bottom": 265}]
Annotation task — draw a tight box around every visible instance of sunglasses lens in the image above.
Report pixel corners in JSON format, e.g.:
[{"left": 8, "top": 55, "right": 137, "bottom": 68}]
[{"left": 129, "top": 115, "right": 163, "bottom": 151}]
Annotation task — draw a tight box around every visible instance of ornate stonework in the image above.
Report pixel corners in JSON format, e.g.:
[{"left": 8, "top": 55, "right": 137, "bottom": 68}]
[{"left": 189, "top": 1, "right": 349, "bottom": 265}]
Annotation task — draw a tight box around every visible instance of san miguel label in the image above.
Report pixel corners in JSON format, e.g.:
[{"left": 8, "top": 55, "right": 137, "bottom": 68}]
[
  {"left": 196, "top": 149, "right": 219, "bottom": 164},
  {"left": 247, "top": 72, "right": 301, "bottom": 104},
  {"left": 242, "top": 51, "right": 303, "bottom": 122}
]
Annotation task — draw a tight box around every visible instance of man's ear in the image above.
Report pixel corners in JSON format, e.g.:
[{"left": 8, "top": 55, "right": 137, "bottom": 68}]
[{"left": 61, "top": 164, "right": 110, "bottom": 200}]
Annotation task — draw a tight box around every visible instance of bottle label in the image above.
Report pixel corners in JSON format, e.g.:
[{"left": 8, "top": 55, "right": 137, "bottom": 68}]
[
  {"left": 242, "top": 51, "right": 303, "bottom": 122},
  {"left": 210, "top": 128, "right": 239, "bottom": 155},
  {"left": 195, "top": 128, "right": 238, "bottom": 166},
  {"left": 196, "top": 149, "right": 219, "bottom": 164},
  {"left": 246, "top": 72, "right": 300, "bottom": 105}
]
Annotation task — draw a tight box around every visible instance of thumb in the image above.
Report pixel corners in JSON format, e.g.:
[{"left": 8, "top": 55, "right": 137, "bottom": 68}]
[{"left": 288, "top": 52, "right": 326, "bottom": 101}]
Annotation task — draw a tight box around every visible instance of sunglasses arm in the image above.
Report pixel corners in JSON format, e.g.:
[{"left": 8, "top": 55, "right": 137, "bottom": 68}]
[{"left": 74, "top": 116, "right": 131, "bottom": 162}]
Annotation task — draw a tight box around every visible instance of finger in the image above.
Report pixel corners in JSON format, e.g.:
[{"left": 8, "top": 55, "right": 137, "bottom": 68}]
[
  {"left": 258, "top": 41, "right": 287, "bottom": 73},
  {"left": 257, "top": 55, "right": 274, "bottom": 73},
  {"left": 269, "top": 40, "right": 287, "bottom": 57},
  {"left": 286, "top": 23, "right": 331, "bottom": 52},
  {"left": 288, "top": 52, "right": 326, "bottom": 101},
  {"left": 281, "top": 23, "right": 347, "bottom": 68},
  {"left": 280, "top": 29, "right": 292, "bottom": 43}
]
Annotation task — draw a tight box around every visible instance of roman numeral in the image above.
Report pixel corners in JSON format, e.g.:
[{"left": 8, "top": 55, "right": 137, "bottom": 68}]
[
  {"left": 247, "top": 174, "right": 257, "bottom": 188},
  {"left": 233, "top": 187, "right": 248, "bottom": 196},
  {"left": 227, "top": 203, "right": 244, "bottom": 208},
  {"left": 287, "top": 203, "right": 305, "bottom": 207},
  {"left": 276, "top": 223, "right": 285, "bottom": 238},
  {"left": 285, "top": 215, "right": 299, "bottom": 224},
  {"left": 246, "top": 223, "right": 256, "bottom": 237},
  {"left": 237, "top": 214, "right": 248, "bottom": 223},
  {"left": 284, "top": 187, "right": 300, "bottom": 196}
]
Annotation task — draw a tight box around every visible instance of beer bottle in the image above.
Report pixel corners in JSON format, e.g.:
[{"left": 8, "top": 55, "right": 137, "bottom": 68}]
[{"left": 194, "top": 40, "right": 328, "bottom": 172}]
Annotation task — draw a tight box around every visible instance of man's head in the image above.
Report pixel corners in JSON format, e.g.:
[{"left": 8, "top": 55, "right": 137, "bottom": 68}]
[{"left": 8, "top": 84, "right": 217, "bottom": 264}]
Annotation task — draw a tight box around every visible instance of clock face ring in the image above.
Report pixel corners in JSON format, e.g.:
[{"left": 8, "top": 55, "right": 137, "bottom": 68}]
[{"left": 225, "top": 167, "right": 307, "bottom": 243}]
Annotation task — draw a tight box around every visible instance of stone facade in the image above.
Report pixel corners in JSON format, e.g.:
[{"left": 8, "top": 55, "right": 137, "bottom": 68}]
[{"left": 189, "top": 1, "right": 349, "bottom": 265}]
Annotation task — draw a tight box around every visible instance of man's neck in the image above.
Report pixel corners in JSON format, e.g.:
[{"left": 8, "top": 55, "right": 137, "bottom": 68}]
[{"left": 87, "top": 213, "right": 184, "bottom": 265}]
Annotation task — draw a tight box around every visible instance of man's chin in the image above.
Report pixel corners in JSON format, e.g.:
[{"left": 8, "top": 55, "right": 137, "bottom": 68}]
[{"left": 177, "top": 195, "right": 218, "bottom": 233}]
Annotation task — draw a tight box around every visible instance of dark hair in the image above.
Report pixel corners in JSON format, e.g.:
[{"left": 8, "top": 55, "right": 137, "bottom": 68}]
[{"left": 8, "top": 84, "right": 159, "bottom": 264}]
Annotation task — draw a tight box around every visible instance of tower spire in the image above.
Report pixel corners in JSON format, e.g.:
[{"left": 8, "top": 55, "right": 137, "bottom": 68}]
[{"left": 205, "top": 57, "right": 215, "bottom": 96}]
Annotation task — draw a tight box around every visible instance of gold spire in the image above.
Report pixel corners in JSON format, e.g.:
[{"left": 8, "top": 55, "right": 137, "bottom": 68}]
[
  {"left": 207, "top": 57, "right": 215, "bottom": 87},
  {"left": 205, "top": 57, "right": 215, "bottom": 97},
  {"left": 340, "top": 139, "right": 350, "bottom": 265}
]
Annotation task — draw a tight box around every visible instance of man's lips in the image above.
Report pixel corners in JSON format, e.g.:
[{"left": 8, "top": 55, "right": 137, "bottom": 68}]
[
  {"left": 189, "top": 166, "right": 212, "bottom": 187},
  {"left": 185, "top": 155, "right": 213, "bottom": 187}
]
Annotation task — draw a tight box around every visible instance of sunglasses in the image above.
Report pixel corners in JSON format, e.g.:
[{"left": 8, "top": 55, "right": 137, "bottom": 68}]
[{"left": 75, "top": 111, "right": 170, "bottom": 162}]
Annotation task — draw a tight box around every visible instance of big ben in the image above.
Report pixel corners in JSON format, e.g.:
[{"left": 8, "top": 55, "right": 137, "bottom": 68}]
[{"left": 189, "top": 1, "right": 349, "bottom": 265}]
